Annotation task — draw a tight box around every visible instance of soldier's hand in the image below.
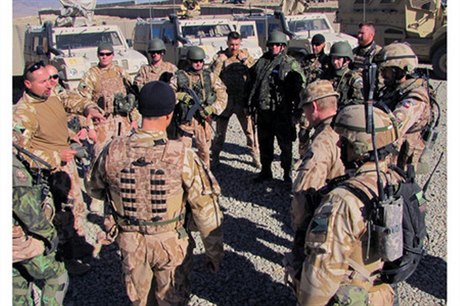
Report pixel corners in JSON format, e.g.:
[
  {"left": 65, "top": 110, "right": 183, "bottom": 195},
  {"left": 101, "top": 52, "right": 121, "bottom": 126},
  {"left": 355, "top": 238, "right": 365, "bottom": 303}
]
[
  {"left": 199, "top": 105, "right": 214, "bottom": 119},
  {"left": 60, "top": 148, "right": 77, "bottom": 162},
  {"left": 87, "top": 108, "right": 106, "bottom": 124}
]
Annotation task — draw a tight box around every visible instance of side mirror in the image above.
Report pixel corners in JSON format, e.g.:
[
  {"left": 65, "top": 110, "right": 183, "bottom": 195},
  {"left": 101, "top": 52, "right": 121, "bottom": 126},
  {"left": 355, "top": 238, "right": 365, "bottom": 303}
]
[{"left": 126, "top": 39, "right": 133, "bottom": 47}]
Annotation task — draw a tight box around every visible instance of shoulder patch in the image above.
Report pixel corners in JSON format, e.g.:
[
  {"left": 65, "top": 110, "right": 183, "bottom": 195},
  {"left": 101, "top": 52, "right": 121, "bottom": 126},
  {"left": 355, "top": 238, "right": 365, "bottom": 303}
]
[
  {"left": 14, "top": 167, "right": 29, "bottom": 184},
  {"left": 401, "top": 99, "right": 414, "bottom": 108}
]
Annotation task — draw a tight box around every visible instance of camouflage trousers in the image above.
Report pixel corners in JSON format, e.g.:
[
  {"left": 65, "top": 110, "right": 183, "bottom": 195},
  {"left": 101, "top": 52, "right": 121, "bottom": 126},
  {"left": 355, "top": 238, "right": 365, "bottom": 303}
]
[
  {"left": 12, "top": 252, "right": 68, "bottom": 306},
  {"left": 60, "top": 160, "right": 105, "bottom": 257},
  {"left": 117, "top": 230, "right": 190, "bottom": 306},
  {"left": 179, "top": 118, "right": 212, "bottom": 168},
  {"left": 93, "top": 114, "right": 132, "bottom": 157},
  {"left": 212, "top": 103, "right": 259, "bottom": 159}
]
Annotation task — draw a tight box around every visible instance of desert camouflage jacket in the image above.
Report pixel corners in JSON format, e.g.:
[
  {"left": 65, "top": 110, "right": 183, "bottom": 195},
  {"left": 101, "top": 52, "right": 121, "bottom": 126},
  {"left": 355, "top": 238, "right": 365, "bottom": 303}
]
[
  {"left": 13, "top": 90, "right": 97, "bottom": 168},
  {"left": 291, "top": 117, "right": 345, "bottom": 234},
  {"left": 134, "top": 60, "right": 178, "bottom": 89},
  {"left": 298, "top": 161, "right": 401, "bottom": 305}
]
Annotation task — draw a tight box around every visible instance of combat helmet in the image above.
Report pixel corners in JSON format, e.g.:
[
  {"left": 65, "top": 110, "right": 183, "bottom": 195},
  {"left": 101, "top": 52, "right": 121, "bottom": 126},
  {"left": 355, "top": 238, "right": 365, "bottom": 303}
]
[
  {"left": 267, "top": 30, "right": 288, "bottom": 46},
  {"left": 334, "top": 105, "right": 399, "bottom": 157},
  {"left": 374, "top": 42, "right": 418, "bottom": 74},
  {"left": 148, "top": 38, "right": 166, "bottom": 52},
  {"left": 299, "top": 80, "right": 339, "bottom": 108},
  {"left": 187, "top": 46, "right": 206, "bottom": 61},
  {"left": 330, "top": 41, "right": 353, "bottom": 61}
]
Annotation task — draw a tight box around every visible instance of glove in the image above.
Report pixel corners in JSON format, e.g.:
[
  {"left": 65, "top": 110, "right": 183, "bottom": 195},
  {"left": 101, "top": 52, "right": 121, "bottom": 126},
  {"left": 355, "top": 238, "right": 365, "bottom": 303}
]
[{"left": 199, "top": 105, "right": 214, "bottom": 119}]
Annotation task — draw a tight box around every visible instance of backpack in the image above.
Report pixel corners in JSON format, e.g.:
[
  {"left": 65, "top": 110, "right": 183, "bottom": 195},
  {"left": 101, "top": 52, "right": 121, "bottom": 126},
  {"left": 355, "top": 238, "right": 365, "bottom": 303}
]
[{"left": 342, "top": 165, "right": 427, "bottom": 284}]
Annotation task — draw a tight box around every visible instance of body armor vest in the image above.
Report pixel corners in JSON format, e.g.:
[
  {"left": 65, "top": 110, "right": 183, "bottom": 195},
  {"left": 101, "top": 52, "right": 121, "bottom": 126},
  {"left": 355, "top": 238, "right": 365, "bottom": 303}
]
[
  {"left": 105, "top": 137, "right": 186, "bottom": 234},
  {"left": 177, "top": 69, "right": 215, "bottom": 106},
  {"left": 93, "top": 68, "right": 127, "bottom": 114},
  {"left": 353, "top": 42, "right": 379, "bottom": 71},
  {"left": 219, "top": 59, "right": 249, "bottom": 98}
]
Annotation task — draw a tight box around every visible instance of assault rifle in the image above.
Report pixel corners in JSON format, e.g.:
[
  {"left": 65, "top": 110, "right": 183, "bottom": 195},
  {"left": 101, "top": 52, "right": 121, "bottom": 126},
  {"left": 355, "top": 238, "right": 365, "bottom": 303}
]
[{"left": 182, "top": 86, "right": 218, "bottom": 135}]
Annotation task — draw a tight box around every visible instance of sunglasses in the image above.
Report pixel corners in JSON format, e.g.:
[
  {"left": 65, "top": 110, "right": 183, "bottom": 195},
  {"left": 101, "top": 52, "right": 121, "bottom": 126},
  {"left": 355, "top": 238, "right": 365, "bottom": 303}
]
[
  {"left": 50, "top": 74, "right": 59, "bottom": 80},
  {"left": 148, "top": 50, "right": 163, "bottom": 55},
  {"left": 191, "top": 59, "right": 204, "bottom": 63},
  {"left": 26, "top": 61, "right": 45, "bottom": 73},
  {"left": 98, "top": 52, "right": 113, "bottom": 57},
  {"left": 268, "top": 43, "right": 283, "bottom": 47}
]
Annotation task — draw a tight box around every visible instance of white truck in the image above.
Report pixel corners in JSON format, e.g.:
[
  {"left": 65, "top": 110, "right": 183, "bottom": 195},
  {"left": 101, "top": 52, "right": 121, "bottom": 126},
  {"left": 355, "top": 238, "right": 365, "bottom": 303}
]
[
  {"left": 23, "top": 21, "right": 148, "bottom": 90},
  {"left": 133, "top": 14, "right": 263, "bottom": 69}
]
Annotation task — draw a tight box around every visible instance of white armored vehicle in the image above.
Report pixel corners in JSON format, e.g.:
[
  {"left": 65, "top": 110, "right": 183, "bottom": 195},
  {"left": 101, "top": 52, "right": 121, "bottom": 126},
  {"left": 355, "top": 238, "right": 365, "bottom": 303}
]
[{"left": 133, "top": 14, "right": 263, "bottom": 68}]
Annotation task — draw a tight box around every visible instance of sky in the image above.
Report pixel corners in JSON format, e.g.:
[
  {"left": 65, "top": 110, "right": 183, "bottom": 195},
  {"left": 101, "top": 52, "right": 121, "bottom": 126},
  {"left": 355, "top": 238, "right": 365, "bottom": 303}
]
[{"left": 13, "top": 0, "right": 166, "bottom": 17}]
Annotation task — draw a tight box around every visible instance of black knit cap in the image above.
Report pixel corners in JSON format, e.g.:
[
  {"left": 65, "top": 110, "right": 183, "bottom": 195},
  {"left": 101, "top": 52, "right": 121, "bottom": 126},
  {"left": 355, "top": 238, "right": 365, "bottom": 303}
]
[
  {"left": 311, "top": 34, "right": 325, "bottom": 45},
  {"left": 138, "top": 81, "right": 175, "bottom": 117}
]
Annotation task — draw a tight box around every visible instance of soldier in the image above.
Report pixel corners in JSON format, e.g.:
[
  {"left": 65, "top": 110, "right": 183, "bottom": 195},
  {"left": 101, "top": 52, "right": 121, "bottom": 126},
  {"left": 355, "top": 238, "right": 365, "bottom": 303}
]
[
  {"left": 301, "top": 34, "right": 330, "bottom": 84},
  {"left": 13, "top": 61, "right": 106, "bottom": 267},
  {"left": 297, "top": 105, "right": 400, "bottom": 305},
  {"left": 285, "top": 80, "right": 345, "bottom": 292},
  {"left": 78, "top": 42, "right": 139, "bottom": 156},
  {"left": 210, "top": 31, "right": 260, "bottom": 168},
  {"left": 248, "top": 30, "right": 305, "bottom": 184},
  {"left": 87, "top": 81, "right": 224, "bottom": 305},
  {"left": 324, "top": 41, "right": 364, "bottom": 109},
  {"left": 353, "top": 22, "right": 382, "bottom": 72},
  {"left": 133, "top": 38, "right": 178, "bottom": 89},
  {"left": 173, "top": 46, "right": 228, "bottom": 168},
  {"left": 12, "top": 131, "right": 69, "bottom": 306},
  {"left": 374, "top": 42, "right": 431, "bottom": 172}
]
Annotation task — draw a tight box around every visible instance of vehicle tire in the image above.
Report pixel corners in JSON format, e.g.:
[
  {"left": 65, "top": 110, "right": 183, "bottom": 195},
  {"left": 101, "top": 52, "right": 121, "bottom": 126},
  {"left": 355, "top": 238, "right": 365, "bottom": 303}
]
[{"left": 432, "top": 45, "right": 447, "bottom": 80}]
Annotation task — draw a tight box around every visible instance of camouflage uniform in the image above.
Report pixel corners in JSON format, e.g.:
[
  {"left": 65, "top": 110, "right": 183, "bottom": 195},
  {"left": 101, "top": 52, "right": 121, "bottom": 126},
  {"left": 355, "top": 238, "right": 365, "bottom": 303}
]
[
  {"left": 301, "top": 51, "right": 330, "bottom": 85},
  {"left": 378, "top": 78, "right": 431, "bottom": 171},
  {"left": 324, "top": 65, "right": 364, "bottom": 109},
  {"left": 297, "top": 162, "right": 397, "bottom": 306},
  {"left": 87, "top": 129, "right": 224, "bottom": 305},
  {"left": 288, "top": 116, "right": 345, "bottom": 291},
  {"left": 352, "top": 41, "right": 382, "bottom": 72},
  {"left": 172, "top": 68, "right": 228, "bottom": 167},
  {"left": 13, "top": 90, "right": 106, "bottom": 255},
  {"left": 248, "top": 50, "right": 305, "bottom": 180},
  {"left": 78, "top": 63, "right": 140, "bottom": 156},
  {"left": 12, "top": 154, "right": 68, "bottom": 306},
  {"left": 210, "top": 48, "right": 259, "bottom": 164},
  {"left": 134, "top": 61, "right": 178, "bottom": 89}
]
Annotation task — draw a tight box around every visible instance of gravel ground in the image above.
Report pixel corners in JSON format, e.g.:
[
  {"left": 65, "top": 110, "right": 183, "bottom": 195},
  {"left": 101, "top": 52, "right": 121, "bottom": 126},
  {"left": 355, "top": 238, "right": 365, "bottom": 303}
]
[{"left": 64, "top": 79, "right": 447, "bottom": 306}]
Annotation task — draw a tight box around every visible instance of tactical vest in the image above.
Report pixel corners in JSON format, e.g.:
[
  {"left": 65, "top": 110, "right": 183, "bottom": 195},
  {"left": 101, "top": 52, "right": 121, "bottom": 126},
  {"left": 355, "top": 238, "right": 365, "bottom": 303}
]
[
  {"left": 177, "top": 69, "right": 216, "bottom": 106},
  {"left": 105, "top": 137, "right": 187, "bottom": 234},
  {"left": 332, "top": 68, "right": 363, "bottom": 109},
  {"left": 353, "top": 42, "right": 380, "bottom": 71},
  {"left": 93, "top": 67, "right": 127, "bottom": 114}
]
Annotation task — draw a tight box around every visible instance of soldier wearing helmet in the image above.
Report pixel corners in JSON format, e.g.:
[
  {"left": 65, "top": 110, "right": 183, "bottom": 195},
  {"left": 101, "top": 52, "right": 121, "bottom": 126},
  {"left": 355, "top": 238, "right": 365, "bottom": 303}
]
[
  {"left": 297, "top": 104, "right": 400, "bottom": 306},
  {"left": 353, "top": 22, "right": 382, "bottom": 72},
  {"left": 324, "top": 41, "right": 364, "bottom": 109},
  {"left": 209, "top": 31, "right": 260, "bottom": 169},
  {"left": 87, "top": 81, "right": 224, "bottom": 305},
  {"left": 284, "top": 80, "right": 345, "bottom": 294},
  {"left": 375, "top": 42, "right": 431, "bottom": 173},
  {"left": 171, "top": 46, "right": 228, "bottom": 168},
  {"left": 134, "top": 38, "right": 178, "bottom": 89},
  {"left": 248, "top": 30, "right": 305, "bottom": 184}
]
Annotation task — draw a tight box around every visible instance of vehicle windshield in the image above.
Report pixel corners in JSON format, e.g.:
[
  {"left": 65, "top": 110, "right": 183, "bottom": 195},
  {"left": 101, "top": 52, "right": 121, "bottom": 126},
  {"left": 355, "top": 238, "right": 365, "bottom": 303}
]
[
  {"left": 287, "top": 18, "right": 331, "bottom": 33},
  {"left": 55, "top": 31, "right": 123, "bottom": 50},
  {"left": 181, "top": 24, "right": 232, "bottom": 39}
]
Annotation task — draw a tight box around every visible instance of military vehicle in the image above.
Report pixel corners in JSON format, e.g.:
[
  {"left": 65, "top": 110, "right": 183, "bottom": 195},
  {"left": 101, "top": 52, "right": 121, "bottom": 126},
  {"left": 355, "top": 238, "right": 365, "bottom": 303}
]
[
  {"left": 234, "top": 10, "right": 358, "bottom": 59},
  {"left": 23, "top": 21, "right": 148, "bottom": 90},
  {"left": 336, "top": 0, "right": 447, "bottom": 80},
  {"left": 133, "top": 14, "right": 263, "bottom": 68}
]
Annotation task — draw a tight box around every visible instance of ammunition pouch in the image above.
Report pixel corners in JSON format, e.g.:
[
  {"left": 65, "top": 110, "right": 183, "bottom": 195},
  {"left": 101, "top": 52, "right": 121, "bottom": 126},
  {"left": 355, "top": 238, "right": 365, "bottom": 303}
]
[
  {"left": 327, "top": 285, "right": 369, "bottom": 306},
  {"left": 113, "top": 93, "right": 137, "bottom": 116}
]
